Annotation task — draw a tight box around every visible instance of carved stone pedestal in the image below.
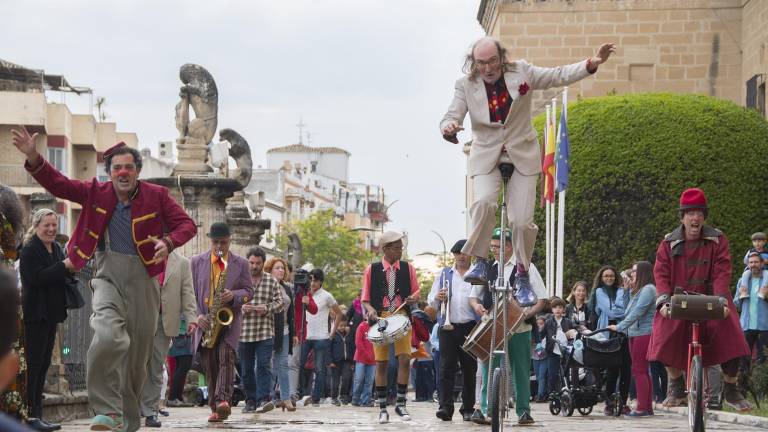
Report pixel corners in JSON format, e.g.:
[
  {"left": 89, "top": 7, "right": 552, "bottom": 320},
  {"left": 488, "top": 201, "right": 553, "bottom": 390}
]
[
  {"left": 146, "top": 176, "right": 269, "bottom": 257},
  {"left": 172, "top": 139, "right": 212, "bottom": 175}
]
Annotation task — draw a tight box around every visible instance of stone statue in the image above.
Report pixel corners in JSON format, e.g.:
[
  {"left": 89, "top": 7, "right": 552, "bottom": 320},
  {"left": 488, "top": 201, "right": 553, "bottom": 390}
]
[
  {"left": 173, "top": 64, "right": 219, "bottom": 174},
  {"left": 219, "top": 128, "right": 253, "bottom": 189}
]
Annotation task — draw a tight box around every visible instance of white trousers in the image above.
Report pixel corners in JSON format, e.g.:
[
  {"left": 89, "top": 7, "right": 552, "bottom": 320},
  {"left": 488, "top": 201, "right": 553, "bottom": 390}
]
[{"left": 462, "top": 154, "right": 539, "bottom": 269}]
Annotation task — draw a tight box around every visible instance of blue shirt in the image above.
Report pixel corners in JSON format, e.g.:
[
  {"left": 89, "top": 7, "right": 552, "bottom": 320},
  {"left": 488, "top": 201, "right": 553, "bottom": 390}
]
[{"left": 98, "top": 201, "right": 137, "bottom": 255}]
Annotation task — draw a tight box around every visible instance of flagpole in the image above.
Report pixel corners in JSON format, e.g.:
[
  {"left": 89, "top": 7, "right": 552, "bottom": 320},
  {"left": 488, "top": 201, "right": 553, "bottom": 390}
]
[
  {"left": 544, "top": 105, "right": 552, "bottom": 295},
  {"left": 555, "top": 88, "right": 568, "bottom": 298},
  {"left": 550, "top": 98, "right": 557, "bottom": 297}
]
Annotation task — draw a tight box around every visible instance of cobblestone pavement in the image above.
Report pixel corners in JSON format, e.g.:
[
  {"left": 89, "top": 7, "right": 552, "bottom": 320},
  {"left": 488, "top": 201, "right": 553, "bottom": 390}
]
[{"left": 60, "top": 400, "right": 764, "bottom": 431}]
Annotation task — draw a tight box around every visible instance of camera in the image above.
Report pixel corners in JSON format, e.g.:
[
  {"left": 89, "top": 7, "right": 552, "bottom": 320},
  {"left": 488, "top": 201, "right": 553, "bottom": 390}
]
[{"left": 293, "top": 268, "right": 310, "bottom": 294}]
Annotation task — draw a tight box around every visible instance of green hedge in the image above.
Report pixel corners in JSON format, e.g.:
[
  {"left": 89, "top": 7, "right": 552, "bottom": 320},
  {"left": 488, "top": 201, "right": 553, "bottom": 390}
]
[{"left": 531, "top": 93, "right": 768, "bottom": 295}]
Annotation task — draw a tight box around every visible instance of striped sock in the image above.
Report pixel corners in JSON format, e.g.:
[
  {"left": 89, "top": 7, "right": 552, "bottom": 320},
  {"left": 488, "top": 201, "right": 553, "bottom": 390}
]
[
  {"left": 396, "top": 383, "right": 407, "bottom": 407},
  {"left": 376, "top": 386, "right": 387, "bottom": 409}
]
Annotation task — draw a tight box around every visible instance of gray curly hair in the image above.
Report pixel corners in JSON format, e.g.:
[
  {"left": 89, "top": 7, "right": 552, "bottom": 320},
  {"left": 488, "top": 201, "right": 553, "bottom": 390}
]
[{"left": 462, "top": 37, "right": 513, "bottom": 81}]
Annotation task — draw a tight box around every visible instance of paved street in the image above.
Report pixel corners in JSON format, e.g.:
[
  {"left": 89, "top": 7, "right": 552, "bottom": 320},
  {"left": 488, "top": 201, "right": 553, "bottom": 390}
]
[{"left": 59, "top": 400, "right": 763, "bottom": 431}]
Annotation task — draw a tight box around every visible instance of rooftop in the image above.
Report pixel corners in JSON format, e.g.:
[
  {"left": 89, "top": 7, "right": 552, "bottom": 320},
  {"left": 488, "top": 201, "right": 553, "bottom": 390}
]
[{"left": 267, "top": 143, "right": 350, "bottom": 156}]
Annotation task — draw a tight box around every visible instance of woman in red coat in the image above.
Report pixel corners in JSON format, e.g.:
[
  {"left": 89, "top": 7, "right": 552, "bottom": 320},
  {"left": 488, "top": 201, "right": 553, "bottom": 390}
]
[{"left": 648, "top": 188, "right": 751, "bottom": 411}]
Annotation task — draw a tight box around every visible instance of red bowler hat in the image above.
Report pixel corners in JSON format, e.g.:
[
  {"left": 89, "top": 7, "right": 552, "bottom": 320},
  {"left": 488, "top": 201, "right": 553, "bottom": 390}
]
[
  {"left": 679, "top": 188, "right": 708, "bottom": 211},
  {"left": 103, "top": 142, "right": 127, "bottom": 159}
]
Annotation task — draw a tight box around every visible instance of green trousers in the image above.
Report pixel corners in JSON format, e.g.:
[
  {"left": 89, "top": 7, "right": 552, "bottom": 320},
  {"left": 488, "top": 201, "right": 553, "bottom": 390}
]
[{"left": 480, "top": 330, "right": 531, "bottom": 418}]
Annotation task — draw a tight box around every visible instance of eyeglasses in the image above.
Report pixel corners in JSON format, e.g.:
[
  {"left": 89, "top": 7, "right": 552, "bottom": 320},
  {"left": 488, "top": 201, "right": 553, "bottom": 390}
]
[{"left": 475, "top": 56, "right": 500, "bottom": 69}]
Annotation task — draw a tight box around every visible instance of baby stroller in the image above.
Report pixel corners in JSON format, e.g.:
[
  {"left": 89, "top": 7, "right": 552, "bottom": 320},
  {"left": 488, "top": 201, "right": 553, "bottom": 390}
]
[{"left": 548, "top": 328, "right": 625, "bottom": 417}]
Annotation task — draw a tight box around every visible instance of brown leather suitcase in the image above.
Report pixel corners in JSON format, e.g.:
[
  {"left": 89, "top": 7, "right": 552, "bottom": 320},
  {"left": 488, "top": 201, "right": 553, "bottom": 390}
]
[{"left": 669, "top": 290, "right": 727, "bottom": 321}]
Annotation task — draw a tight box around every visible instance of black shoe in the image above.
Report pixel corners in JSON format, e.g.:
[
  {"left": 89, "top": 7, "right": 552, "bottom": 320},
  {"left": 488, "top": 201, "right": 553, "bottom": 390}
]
[
  {"left": 145, "top": 416, "right": 162, "bottom": 428},
  {"left": 435, "top": 407, "right": 453, "bottom": 421},
  {"left": 39, "top": 420, "right": 61, "bottom": 431},
  {"left": 471, "top": 409, "right": 491, "bottom": 425},
  {"left": 513, "top": 273, "right": 538, "bottom": 306},
  {"left": 158, "top": 409, "right": 169, "bottom": 417},
  {"left": 464, "top": 258, "right": 489, "bottom": 285},
  {"left": 242, "top": 400, "right": 258, "bottom": 413},
  {"left": 26, "top": 418, "right": 57, "bottom": 432},
  {"left": 517, "top": 411, "right": 534, "bottom": 425},
  {"left": 461, "top": 411, "right": 472, "bottom": 421}
]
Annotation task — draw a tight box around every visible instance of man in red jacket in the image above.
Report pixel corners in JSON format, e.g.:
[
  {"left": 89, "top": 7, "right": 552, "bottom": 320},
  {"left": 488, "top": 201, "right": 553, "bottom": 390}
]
[
  {"left": 649, "top": 188, "right": 751, "bottom": 411},
  {"left": 12, "top": 127, "right": 197, "bottom": 431}
]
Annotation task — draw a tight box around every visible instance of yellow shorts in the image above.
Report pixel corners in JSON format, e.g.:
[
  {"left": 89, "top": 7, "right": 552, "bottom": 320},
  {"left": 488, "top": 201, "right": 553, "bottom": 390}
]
[{"left": 373, "top": 311, "right": 412, "bottom": 361}]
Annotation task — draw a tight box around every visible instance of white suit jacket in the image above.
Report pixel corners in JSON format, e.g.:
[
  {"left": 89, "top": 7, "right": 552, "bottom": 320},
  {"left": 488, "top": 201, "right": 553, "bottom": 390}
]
[
  {"left": 440, "top": 59, "right": 592, "bottom": 177},
  {"left": 159, "top": 251, "right": 198, "bottom": 337}
]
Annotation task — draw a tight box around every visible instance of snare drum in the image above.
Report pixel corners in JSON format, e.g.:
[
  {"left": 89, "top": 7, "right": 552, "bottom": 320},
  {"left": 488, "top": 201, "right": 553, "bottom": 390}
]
[
  {"left": 367, "top": 314, "right": 412, "bottom": 346},
  {"left": 461, "top": 298, "right": 527, "bottom": 362}
]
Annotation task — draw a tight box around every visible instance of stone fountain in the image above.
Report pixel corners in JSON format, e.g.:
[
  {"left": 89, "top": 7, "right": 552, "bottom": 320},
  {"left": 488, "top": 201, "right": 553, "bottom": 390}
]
[{"left": 146, "top": 64, "right": 270, "bottom": 257}]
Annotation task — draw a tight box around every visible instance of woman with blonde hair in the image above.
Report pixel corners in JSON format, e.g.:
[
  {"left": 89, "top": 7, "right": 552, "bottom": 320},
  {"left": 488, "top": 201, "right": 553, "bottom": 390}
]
[
  {"left": 565, "top": 280, "right": 593, "bottom": 330},
  {"left": 264, "top": 257, "right": 296, "bottom": 411},
  {"left": 19, "top": 209, "right": 72, "bottom": 431}
]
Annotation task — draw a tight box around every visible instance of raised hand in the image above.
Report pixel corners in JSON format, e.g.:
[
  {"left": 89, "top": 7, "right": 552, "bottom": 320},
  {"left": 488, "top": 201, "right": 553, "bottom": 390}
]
[
  {"left": 11, "top": 126, "right": 40, "bottom": 161},
  {"left": 593, "top": 43, "right": 617, "bottom": 65}
]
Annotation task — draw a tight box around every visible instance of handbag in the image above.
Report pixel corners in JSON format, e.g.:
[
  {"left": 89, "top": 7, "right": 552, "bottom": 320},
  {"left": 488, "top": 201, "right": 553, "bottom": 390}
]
[
  {"left": 63, "top": 275, "right": 85, "bottom": 310},
  {"left": 669, "top": 288, "right": 726, "bottom": 321}
]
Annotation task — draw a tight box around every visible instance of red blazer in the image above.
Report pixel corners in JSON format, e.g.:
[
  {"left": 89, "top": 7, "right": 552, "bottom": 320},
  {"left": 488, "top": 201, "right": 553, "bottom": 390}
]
[{"left": 25, "top": 159, "right": 196, "bottom": 277}]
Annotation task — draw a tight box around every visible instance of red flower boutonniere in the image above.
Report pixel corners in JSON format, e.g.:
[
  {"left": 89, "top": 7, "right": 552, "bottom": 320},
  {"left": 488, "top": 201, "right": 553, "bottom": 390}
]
[{"left": 518, "top": 82, "right": 530, "bottom": 96}]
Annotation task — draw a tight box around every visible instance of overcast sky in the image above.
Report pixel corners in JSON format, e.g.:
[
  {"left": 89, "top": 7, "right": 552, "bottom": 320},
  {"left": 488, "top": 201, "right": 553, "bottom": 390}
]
[{"left": 3, "top": 0, "right": 485, "bottom": 255}]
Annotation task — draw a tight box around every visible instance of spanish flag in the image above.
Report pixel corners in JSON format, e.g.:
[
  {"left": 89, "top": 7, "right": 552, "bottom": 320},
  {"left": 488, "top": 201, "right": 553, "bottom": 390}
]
[{"left": 542, "top": 108, "right": 556, "bottom": 203}]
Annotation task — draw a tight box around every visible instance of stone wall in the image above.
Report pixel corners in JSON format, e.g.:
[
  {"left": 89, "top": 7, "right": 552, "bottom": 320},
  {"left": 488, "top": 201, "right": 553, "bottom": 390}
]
[
  {"left": 480, "top": 0, "right": 746, "bottom": 115},
  {"left": 742, "top": 0, "right": 768, "bottom": 114}
]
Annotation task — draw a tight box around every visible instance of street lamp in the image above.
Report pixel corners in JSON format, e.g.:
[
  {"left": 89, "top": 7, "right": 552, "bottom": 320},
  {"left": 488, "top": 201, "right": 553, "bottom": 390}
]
[
  {"left": 431, "top": 230, "right": 447, "bottom": 267},
  {"left": 381, "top": 199, "right": 399, "bottom": 233}
]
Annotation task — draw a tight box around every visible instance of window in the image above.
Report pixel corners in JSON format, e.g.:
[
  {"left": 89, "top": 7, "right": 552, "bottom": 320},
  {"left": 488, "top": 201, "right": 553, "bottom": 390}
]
[
  {"left": 96, "top": 163, "right": 109, "bottom": 182},
  {"left": 57, "top": 215, "right": 67, "bottom": 235},
  {"left": 48, "top": 148, "right": 67, "bottom": 173},
  {"left": 746, "top": 74, "right": 766, "bottom": 117}
]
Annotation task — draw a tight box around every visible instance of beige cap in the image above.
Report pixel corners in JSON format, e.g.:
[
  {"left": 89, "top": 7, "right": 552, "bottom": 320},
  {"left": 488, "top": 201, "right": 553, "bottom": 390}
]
[{"left": 380, "top": 230, "right": 404, "bottom": 247}]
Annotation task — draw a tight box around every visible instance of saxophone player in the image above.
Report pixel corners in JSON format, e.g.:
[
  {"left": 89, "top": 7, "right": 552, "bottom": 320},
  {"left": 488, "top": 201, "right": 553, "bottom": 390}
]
[{"left": 191, "top": 222, "right": 253, "bottom": 423}]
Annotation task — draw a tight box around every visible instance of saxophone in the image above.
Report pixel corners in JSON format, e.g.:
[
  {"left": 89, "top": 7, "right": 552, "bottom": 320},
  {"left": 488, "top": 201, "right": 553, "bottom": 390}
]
[{"left": 201, "top": 250, "right": 234, "bottom": 349}]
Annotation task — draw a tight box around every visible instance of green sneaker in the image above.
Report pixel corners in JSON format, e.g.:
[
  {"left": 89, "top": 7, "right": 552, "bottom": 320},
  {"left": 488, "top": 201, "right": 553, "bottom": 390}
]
[{"left": 90, "top": 414, "right": 124, "bottom": 431}]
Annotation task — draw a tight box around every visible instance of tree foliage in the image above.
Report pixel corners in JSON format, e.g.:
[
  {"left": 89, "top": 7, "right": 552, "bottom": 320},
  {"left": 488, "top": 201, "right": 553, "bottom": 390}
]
[
  {"left": 277, "top": 210, "right": 374, "bottom": 305},
  {"left": 531, "top": 93, "right": 768, "bottom": 296}
]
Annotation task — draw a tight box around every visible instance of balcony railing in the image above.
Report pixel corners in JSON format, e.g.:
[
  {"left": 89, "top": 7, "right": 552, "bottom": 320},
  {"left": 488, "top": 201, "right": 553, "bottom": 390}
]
[{"left": 0, "top": 164, "right": 39, "bottom": 188}]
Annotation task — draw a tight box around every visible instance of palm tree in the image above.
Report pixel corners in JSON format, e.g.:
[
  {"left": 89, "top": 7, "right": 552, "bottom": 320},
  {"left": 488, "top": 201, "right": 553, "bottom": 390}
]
[{"left": 94, "top": 97, "right": 108, "bottom": 122}]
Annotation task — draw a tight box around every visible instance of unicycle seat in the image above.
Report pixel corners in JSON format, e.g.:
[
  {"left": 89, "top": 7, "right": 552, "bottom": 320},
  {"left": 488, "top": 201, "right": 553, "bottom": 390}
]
[{"left": 499, "top": 163, "right": 515, "bottom": 181}]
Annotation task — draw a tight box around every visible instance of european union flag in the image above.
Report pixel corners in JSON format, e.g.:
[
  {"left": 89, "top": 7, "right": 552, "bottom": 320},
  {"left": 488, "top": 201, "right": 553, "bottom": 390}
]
[{"left": 555, "top": 105, "right": 569, "bottom": 193}]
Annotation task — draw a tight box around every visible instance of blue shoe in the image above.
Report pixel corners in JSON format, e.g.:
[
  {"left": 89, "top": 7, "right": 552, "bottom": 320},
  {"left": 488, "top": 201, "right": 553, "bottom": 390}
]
[
  {"left": 90, "top": 414, "right": 123, "bottom": 431},
  {"left": 463, "top": 258, "right": 489, "bottom": 285},
  {"left": 514, "top": 273, "right": 538, "bottom": 306},
  {"left": 625, "top": 410, "right": 652, "bottom": 417}
]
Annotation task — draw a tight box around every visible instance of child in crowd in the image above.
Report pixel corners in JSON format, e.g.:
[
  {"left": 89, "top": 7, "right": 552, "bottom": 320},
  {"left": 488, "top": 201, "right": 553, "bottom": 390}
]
[
  {"left": 745, "top": 232, "right": 768, "bottom": 270},
  {"left": 531, "top": 315, "right": 549, "bottom": 402},
  {"left": 351, "top": 320, "right": 375, "bottom": 407},
  {"left": 330, "top": 320, "right": 355, "bottom": 405},
  {"left": 544, "top": 297, "right": 576, "bottom": 395}
]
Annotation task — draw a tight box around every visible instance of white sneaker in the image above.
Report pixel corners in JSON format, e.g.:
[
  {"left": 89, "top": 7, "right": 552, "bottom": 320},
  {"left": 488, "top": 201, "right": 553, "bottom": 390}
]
[
  {"left": 395, "top": 405, "right": 411, "bottom": 421},
  {"left": 378, "top": 409, "right": 389, "bottom": 424},
  {"left": 298, "top": 395, "right": 312, "bottom": 407}
]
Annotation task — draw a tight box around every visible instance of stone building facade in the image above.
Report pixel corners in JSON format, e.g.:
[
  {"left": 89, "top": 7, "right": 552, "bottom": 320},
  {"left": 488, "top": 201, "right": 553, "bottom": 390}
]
[
  {"left": 0, "top": 59, "right": 138, "bottom": 235},
  {"left": 477, "top": 0, "right": 767, "bottom": 116}
]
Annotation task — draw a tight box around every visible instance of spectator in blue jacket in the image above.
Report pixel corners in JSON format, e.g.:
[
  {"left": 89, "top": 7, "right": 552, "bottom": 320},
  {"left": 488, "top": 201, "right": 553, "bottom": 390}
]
[
  {"left": 608, "top": 261, "right": 656, "bottom": 417},
  {"left": 588, "top": 265, "right": 630, "bottom": 415},
  {"left": 734, "top": 252, "right": 768, "bottom": 365}
]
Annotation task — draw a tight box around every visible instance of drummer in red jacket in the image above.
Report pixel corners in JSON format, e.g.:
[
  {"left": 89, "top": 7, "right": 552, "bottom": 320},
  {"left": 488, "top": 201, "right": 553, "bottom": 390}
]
[
  {"left": 12, "top": 128, "right": 196, "bottom": 432},
  {"left": 649, "top": 188, "right": 751, "bottom": 411},
  {"left": 361, "top": 231, "right": 420, "bottom": 424}
]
